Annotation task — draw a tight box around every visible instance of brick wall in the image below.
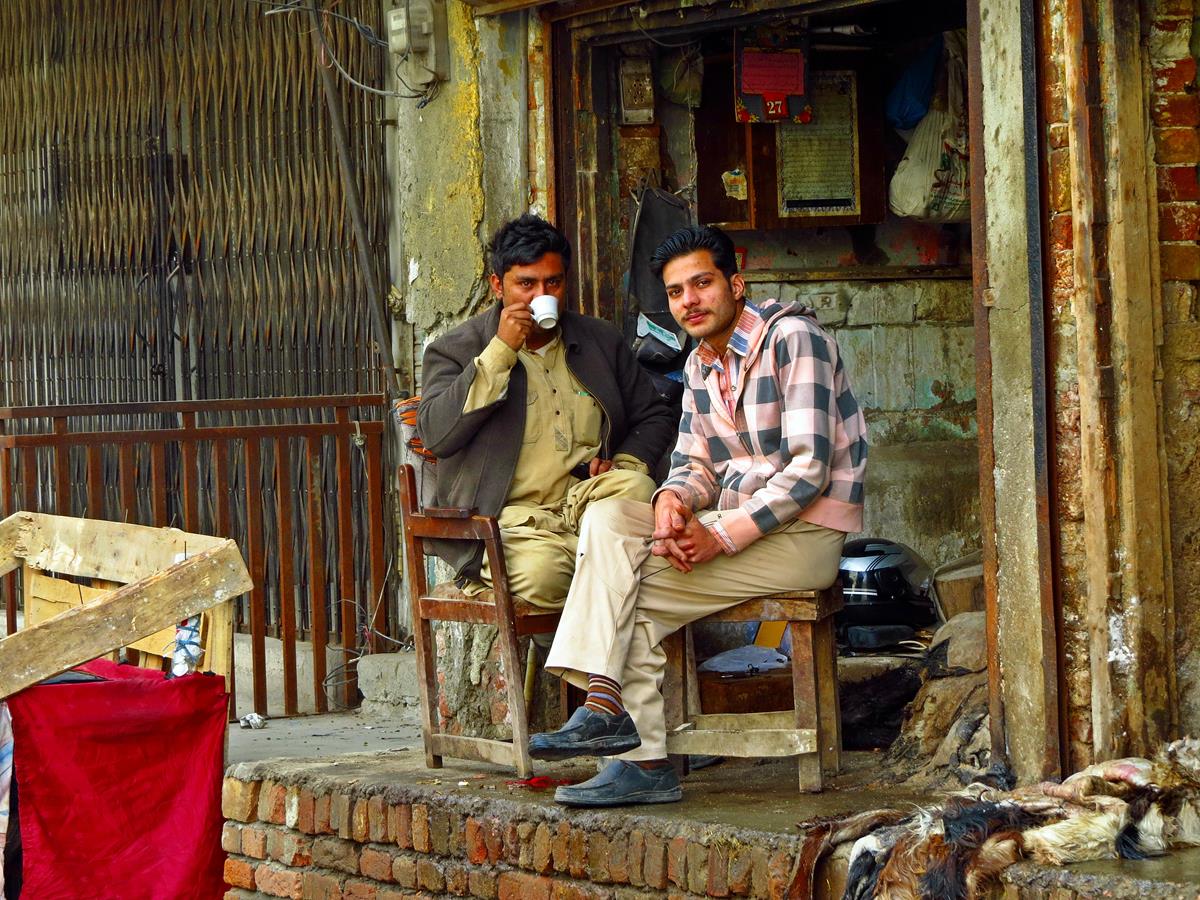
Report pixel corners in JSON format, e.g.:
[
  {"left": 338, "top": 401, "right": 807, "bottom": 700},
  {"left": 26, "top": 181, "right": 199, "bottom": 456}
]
[
  {"left": 219, "top": 771, "right": 808, "bottom": 900},
  {"left": 1150, "top": 1, "right": 1200, "bottom": 737}
]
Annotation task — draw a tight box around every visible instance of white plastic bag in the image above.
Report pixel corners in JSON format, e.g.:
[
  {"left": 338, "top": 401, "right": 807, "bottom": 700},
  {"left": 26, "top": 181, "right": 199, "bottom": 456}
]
[{"left": 888, "top": 30, "right": 970, "bottom": 223}]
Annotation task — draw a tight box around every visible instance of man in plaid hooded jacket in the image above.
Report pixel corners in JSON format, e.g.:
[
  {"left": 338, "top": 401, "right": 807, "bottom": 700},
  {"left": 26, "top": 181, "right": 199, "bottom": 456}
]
[{"left": 531, "top": 224, "right": 868, "bottom": 807}]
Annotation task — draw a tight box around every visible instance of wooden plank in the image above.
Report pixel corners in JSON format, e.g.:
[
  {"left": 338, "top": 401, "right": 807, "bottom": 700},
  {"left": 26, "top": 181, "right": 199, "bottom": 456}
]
[
  {"left": 25, "top": 569, "right": 108, "bottom": 624},
  {"left": 666, "top": 726, "right": 816, "bottom": 757},
  {"left": 335, "top": 409, "right": 357, "bottom": 707},
  {"left": 305, "top": 437, "right": 328, "bottom": 713},
  {"left": 10, "top": 512, "right": 225, "bottom": 583},
  {"left": 86, "top": 445, "right": 104, "bottom": 519},
  {"left": 1063, "top": 0, "right": 1117, "bottom": 761},
  {"left": 21, "top": 447, "right": 37, "bottom": 512},
  {"left": 0, "top": 539, "right": 252, "bottom": 700},
  {"left": 814, "top": 617, "right": 841, "bottom": 773},
  {"left": 1097, "top": 0, "right": 1174, "bottom": 750},
  {"left": 429, "top": 734, "right": 519, "bottom": 768},
  {"left": 0, "top": 513, "right": 24, "bottom": 579},
  {"left": 207, "top": 600, "right": 235, "bottom": 689},
  {"left": 689, "top": 710, "right": 794, "bottom": 731},
  {"left": 0, "top": 421, "right": 385, "bottom": 451},
  {"left": 274, "top": 439, "right": 298, "bottom": 716},
  {"left": 790, "top": 620, "right": 822, "bottom": 791},
  {"left": 244, "top": 439, "right": 268, "bottom": 715}
]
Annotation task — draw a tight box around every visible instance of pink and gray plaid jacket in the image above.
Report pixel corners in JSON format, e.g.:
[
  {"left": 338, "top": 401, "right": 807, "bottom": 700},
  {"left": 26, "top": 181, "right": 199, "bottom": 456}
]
[{"left": 658, "top": 299, "right": 868, "bottom": 553}]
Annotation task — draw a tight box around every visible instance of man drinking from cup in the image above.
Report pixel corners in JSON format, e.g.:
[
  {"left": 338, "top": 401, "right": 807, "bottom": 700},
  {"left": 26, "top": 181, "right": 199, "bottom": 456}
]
[{"left": 418, "top": 214, "right": 676, "bottom": 610}]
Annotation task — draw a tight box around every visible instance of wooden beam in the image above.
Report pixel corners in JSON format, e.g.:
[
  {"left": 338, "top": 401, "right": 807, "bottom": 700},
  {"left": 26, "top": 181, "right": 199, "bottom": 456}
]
[
  {"left": 0, "top": 512, "right": 25, "bottom": 578},
  {"left": 0, "top": 539, "right": 252, "bottom": 700}
]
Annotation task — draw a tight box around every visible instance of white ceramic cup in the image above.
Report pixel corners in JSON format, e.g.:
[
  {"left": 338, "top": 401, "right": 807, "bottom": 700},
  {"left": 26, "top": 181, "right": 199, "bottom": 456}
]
[{"left": 530, "top": 294, "right": 559, "bottom": 329}]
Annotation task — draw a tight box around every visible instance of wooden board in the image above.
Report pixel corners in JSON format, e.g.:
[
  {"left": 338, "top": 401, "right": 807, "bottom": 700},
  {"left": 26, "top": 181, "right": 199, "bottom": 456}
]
[{"left": 0, "top": 521, "right": 252, "bottom": 700}]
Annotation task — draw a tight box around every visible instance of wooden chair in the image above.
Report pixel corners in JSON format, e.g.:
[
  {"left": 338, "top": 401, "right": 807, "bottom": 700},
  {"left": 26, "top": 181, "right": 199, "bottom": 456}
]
[
  {"left": 662, "top": 585, "right": 843, "bottom": 792},
  {"left": 398, "top": 463, "right": 562, "bottom": 777}
]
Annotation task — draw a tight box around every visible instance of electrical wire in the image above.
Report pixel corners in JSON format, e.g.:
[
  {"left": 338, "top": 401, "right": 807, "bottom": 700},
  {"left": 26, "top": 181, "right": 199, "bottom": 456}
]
[{"left": 631, "top": 15, "right": 701, "bottom": 50}]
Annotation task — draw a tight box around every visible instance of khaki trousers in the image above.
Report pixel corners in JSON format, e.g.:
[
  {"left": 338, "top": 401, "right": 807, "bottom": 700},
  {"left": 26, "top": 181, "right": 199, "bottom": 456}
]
[
  {"left": 479, "top": 469, "right": 656, "bottom": 610},
  {"left": 544, "top": 498, "right": 845, "bottom": 760}
]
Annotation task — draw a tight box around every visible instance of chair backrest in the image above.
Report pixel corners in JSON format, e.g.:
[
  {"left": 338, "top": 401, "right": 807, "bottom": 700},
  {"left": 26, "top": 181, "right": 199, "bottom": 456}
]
[{"left": 394, "top": 396, "right": 438, "bottom": 510}]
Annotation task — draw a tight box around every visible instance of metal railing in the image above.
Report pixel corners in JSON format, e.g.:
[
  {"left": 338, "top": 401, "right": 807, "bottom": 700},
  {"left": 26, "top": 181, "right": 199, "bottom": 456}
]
[{"left": 0, "top": 395, "right": 395, "bottom": 715}]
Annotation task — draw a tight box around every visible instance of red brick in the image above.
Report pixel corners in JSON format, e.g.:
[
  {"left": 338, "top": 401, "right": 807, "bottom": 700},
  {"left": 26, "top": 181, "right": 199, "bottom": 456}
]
[
  {"left": 686, "top": 842, "right": 709, "bottom": 895},
  {"left": 549, "top": 822, "right": 570, "bottom": 873},
  {"left": 627, "top": 829, "right": 645, "bottom": 887},
  {"left": 378, "top": 891, "right": 411, "bottom": 900},
  {"left": 485, "top": 819, "right": 504, "bottom": 864},
  {"left": 469, "top": 870, "right": 498, "bottom": 899},
  {"left": 301, "top": 871, "right": 344, "bottom": 900},
  {"left": 267, "top": 830, "right": 312, "bottom": 867},
  {"left": 343, "top": 882, "right": 378, "bottom": 900},
  {"left": 667, "top": 836, "right": 688, "bottom": 889},
  {"left": 221, "top": 823, "right": 242, "bottom": 854},
  {"left": 315, "top": 793, "right": 333, "bottom": 834},
  {"left": 1157, "top": 128, "right": 1200, "bottom": 166},
  {"left": 223, "top": 857, "right": 257, "bottom": 890},
  {"left": 331, "top": 793, "right": 352, "bottom": 839},
  {"left": 241, "top": 825, "right": 268, "bottom": 860},
  {"left": 360, "top": 847, "right": 394, "bottom": 882},
  {"left": 606, "top": 831, "right": 629, "bottom": 884},
  {"left": 313, "top": 836, "right": 362, "bottom": 874},
  {"left": 551, "top": 885, "right": 607, "bottom": 900},
  {"left": 222, "top": 778, "right": 261, "bottom": 822},
  {"left": 417, "top": 858, "right": 446, "bottom": 892},
  {"left": 445, "top": 864, "right": 469, "bottom": 896},
  {"left": 1161, "top": 241, "right": 1200, "bottom": 280},
  {"left": 1048, "top": 122, "right": 1069, "bottom": 150},
  {"left": 255, "top": 862, "right": 303, "bottom": 899},
  {"left": 517, "top": 822, "right": 536, "bottom": 869},
  {"left": 707, "top": 844, "right": 730, "bottom": 897},
  {"left": 412, "top": 804, "right": 431, "bottom": 853},
  {"left": 586, "top": 831, "right": 610, "bottom": 883},
  {"left": 1049, "top": 213, "right": 1073, "bottom": 252},
  {"left": 258, "top": 781, "right": 287, "bottom": 825},
  {"left": 1154, "top": 93, "right": 1200, "bottom": 127},
  {"left": 1154, "top": 57, "right": 1197, "bottom": 92},
  {"left": 750, "top": 848, "right": 770, "bottom": 897},
  {"left": 1048, "top": 148, "right": 1072, "bottom": 213},
  {"left": 394, "top": 804, "right": 413, "bottom": 850},
  {"left": 498, "top": 872, "right": 551, "bottom": 900},
  {"left": 393, "top": 855, "right": 418, "bottom": 888},
  {"left": 466, "top": 818, "right": 488, "bottom": 865},
  {"left": 352, "top": 799, "right": 371, "bottom": 843},
  {"left": 728, "top": 845, "right": 753, "bottom": 895},
  {"left": 295, "top": 789, "right": 316, "bottom": 834},
  {"left": 568, "top": 827, "right": 588, "bottom": 878},
  {"left": 1160, "top": 203, "right": 1200, "bottom": 240},
  {"left": 1157, "top": 164, "right": 1200, "bottom": 202},
  {"left": 528, "top": 823, "right": 552, "bottom": 875},
  {"left": 429, "top": 810, "right": 451, "bottom": 855},
  {"left": 367, "top": 796, "right": 388, "bottom": 843},
  {"left": 767, "top": 850, "right": 792, "bottom": 900},
  {"left": 643, "top": 834, "right": 667, "bottom": 889}
]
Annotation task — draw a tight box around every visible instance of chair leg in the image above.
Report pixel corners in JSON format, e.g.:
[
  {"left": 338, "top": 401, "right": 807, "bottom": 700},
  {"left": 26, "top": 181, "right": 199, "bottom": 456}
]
[
  {"left": 789, "top": 620, "right": 823, "bottom": 792},
  {"left": 412, "top": 615, "right": 443, "bottom": 770},
  {"left": 661, "top": 630, "right": 689, "bottom": 777},
  {"left": 496, "top": 622, "right": 534, "bottom": 778},
  {"left": 814, "top": 617, "right": 842, "bottom": 776}
]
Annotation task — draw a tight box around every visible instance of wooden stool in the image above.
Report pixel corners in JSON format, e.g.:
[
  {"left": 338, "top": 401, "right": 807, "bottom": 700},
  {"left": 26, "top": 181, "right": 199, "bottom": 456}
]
[{"left": 662, "top": 586, "right": 843, "bottom": 792}]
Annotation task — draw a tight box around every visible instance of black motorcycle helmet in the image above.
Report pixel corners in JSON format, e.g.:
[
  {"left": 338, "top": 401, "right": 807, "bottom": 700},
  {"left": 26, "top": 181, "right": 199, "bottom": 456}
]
[{"left": 837, "top": 538, "right": 939, "bottom": 630}]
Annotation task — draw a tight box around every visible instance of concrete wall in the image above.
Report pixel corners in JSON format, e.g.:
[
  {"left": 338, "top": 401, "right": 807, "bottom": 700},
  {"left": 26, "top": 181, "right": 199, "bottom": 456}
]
[{"left": 747, "top": 277, "right": 980, "bottom": 568}]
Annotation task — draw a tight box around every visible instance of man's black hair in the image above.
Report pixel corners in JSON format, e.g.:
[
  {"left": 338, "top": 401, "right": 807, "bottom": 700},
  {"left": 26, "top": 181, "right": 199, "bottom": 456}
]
[
  {"left": 488, "top": 213, "right": 572, "bottom": 278},
  {"left": 649, "top": 224, "right": 738, "bottom": 280}
]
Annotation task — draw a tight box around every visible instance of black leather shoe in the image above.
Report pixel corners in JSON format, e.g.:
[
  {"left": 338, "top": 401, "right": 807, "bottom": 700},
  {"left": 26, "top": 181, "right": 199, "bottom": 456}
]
[
  {"left": 555, "top": 760, "right": 682, "bottom": 807},
  {"left": 528, "top": 706, "right": 641, "bottom": 761}
]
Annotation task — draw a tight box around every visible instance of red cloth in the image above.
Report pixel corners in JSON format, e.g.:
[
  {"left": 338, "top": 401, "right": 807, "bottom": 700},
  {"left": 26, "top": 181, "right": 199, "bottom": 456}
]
[{"left": 7, "top": 660, "right": 228, "bottom": 900}]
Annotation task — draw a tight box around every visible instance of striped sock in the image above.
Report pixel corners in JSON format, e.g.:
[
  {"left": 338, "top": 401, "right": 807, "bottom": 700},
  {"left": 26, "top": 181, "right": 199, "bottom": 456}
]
[{"left": 583, "top": 674, "right": 624, "bottom": 716}]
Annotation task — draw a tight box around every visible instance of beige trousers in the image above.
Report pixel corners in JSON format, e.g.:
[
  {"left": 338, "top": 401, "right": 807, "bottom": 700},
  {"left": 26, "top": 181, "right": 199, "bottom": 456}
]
[
  {"left": 544, "top": 497, "right": 845, "bottom": 760},
  {"left": 479, "top": 469, "right": 656, "bottom": 609}
]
